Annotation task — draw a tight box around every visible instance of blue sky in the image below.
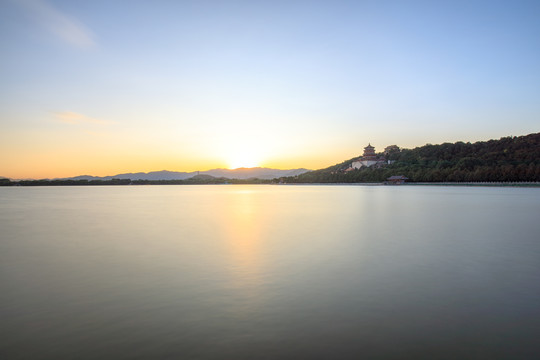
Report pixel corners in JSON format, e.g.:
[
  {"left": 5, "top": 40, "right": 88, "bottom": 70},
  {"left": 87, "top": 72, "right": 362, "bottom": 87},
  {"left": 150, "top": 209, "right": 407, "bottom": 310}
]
[{"left": 1, "top": 0, "right": 539, "bottom": 178}]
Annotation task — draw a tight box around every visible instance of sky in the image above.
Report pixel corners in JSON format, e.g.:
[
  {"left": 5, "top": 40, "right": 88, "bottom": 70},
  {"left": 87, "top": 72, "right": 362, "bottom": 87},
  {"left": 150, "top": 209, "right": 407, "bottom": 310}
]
[{"left": 1, "top": 0, "right": 539, "bottom": 179}]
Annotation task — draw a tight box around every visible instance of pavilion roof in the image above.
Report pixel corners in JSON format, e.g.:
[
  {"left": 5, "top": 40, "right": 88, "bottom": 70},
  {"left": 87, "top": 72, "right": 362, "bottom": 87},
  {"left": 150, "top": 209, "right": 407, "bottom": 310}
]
[{"left": 387, "top": 175, "right": 408, "bottom": 180}]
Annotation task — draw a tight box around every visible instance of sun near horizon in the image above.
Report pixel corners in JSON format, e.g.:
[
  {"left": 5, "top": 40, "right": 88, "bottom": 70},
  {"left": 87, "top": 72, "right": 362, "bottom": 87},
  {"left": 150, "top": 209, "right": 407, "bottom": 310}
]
[
  {"left": 227, "top": 154, "right": 261, "bottom": 170},
  {"left": 223, "top": 141, "right": 267, "bottom": 170}
]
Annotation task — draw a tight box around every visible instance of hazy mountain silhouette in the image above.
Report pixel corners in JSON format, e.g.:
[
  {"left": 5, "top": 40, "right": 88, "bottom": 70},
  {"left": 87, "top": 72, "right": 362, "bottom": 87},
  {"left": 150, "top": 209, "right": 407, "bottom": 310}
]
[
  {"left": 204, "top": 168, "right": 309, "bottom": 179},
  {"left": 64, "top": 167, "right": 310, "bottom": 181}
]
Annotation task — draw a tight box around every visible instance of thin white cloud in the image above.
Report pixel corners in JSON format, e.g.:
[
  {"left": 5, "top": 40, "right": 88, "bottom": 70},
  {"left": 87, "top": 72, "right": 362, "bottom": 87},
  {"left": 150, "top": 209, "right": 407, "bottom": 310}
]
[
  {"left": 53, "top": 111, "right": 110, "bottom": 125},
  {"left": 17, "top": 0, "right": 96, "bottom": 49}
]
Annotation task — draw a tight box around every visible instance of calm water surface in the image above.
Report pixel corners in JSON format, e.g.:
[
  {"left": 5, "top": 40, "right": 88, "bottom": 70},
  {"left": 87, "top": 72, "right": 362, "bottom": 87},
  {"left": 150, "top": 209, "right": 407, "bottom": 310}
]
[{"left": 1, "top": 185, "right": 539, "bottom": 359}]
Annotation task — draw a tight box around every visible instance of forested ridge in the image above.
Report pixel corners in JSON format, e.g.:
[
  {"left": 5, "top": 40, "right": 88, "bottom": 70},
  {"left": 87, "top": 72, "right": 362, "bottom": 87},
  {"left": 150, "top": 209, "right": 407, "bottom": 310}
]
[{"left": 280, "top": 132, "right": 540, "bottom": 183}]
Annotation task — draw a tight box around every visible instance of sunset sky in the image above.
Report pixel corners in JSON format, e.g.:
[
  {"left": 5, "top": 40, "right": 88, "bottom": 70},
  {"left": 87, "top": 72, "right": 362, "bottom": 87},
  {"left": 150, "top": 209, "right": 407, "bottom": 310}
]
[{"left": 1, "top": 0, "right": 539, "bottom": 179}]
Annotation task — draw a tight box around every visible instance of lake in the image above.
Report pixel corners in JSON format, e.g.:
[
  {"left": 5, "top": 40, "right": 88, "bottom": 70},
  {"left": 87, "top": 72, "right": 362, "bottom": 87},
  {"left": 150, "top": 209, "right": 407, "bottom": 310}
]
[{"left": 1, "top": 185, "right": 539, "bottom": 359}]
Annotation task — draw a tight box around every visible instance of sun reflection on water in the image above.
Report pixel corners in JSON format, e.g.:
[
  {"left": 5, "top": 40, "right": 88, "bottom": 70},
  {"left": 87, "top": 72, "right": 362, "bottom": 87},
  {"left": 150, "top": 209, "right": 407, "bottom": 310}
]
[{"left": 218, "top": 189, "right": 268, "bottom": 314}]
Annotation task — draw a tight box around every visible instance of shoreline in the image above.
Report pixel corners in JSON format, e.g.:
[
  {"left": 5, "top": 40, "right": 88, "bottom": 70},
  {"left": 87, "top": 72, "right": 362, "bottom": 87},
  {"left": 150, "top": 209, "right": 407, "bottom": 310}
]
[{"left": 2, "top": 181, "right": 540, "bottom": 188}]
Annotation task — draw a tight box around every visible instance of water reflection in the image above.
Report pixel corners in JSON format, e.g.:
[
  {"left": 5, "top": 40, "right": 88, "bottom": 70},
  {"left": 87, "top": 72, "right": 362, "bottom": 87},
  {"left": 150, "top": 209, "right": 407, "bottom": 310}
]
[
  {"left": 1, "top": 185, "right": 539, "bottom": 359},
  {"left": 218, "top": 189, "right": 267, "bottom": 315}
]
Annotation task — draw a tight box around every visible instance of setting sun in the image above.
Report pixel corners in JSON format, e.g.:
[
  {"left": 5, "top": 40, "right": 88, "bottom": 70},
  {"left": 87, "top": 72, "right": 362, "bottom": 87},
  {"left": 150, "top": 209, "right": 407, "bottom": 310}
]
[
  {"left": 228, "top": 153, "right": 261, "bottom": 169},
  {"left": 224, "top": 140, "right": 266, "bottom": 169}
]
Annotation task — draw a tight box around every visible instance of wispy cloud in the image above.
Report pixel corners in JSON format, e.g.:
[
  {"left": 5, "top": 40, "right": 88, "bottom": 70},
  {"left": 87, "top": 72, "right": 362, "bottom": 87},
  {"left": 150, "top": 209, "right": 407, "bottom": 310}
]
[
  {"left": 53, "top": 111, "right": 110, "bottom": 125},
  {"left": 17, "top": 0, "right": 96, "bottom": 49}
]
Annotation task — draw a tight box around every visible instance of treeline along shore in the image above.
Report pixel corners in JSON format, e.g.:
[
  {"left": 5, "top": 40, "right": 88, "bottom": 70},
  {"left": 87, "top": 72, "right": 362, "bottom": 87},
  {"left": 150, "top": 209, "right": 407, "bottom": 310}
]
[
  {"left": 0, "top": 177, "right": 271, "bottom": 186},
  {"left": 1, "top": 179, "right": 538, "bottom": 187},
  {"left": 2, "top": 133, "right": 539, "bottom": 186}
]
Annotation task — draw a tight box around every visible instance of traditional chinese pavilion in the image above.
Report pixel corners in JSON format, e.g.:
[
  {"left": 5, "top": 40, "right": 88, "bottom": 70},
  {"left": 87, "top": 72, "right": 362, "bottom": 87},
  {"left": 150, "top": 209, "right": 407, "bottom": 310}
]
[
  {"left": 351, "top": 143, "right": 383, "bottom": 168},
  {"left": 387, "top": 175, "right": 408, "bottom": 184},
  {"left": 362, "top": 144, "right": 377, "bottom": 160}
]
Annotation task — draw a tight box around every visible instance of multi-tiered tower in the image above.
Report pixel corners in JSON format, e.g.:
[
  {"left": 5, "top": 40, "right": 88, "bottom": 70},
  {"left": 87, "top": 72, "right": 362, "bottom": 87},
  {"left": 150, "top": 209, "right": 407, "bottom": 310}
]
[
  {"left": 350, "top": 143, "right": 383, "bottom": 169},
  {"left": 362, "top": 144, "right": 377, "bottom": 161}
]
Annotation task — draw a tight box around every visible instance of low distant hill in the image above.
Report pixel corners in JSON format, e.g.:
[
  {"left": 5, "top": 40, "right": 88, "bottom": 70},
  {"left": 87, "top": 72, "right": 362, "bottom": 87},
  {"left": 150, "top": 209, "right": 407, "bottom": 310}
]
[
  {"left": 64, "top": 167, "right": 310, "bottom": 181},
  {"left": 204, "top": 167, "right": 309, "bottom": 180},
  {"left": 68, "top": 170, "right": 194, "bottom": 181},
  {"left": 282, "top": 132, "right": 540, "bottom": 183}
]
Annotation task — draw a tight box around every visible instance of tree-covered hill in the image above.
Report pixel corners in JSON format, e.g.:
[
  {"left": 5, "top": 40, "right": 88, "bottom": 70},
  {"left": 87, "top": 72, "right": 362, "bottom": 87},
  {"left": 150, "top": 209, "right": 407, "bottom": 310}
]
[{"left": 281, "top": 132, "right": 540, "bottom": 183}]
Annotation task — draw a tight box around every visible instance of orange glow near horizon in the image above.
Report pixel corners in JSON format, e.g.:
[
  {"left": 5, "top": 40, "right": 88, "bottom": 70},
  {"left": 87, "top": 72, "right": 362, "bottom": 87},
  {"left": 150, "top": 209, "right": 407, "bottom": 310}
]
[
  {"left": 0, "top": 151, "right": 347, "bottom": 179},
  {"left": 0, "top": 126, "right": 383, "bottom": 179}
]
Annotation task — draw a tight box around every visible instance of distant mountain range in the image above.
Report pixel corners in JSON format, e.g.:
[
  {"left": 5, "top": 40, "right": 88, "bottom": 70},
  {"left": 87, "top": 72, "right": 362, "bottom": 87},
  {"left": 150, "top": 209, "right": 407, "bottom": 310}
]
[{"left": 62, "top": 167, "right": 310, "bottom": 181}]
